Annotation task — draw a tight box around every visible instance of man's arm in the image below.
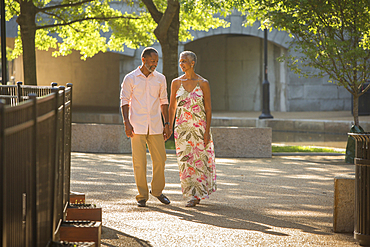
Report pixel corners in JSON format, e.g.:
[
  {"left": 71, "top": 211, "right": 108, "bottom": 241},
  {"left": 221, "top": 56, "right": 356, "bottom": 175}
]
[
  {"left": 120, "top": 74, "right": 134, "bottom": 138},
  {"left": 121, "top": 104, "right": 134, "bottom": 137}
]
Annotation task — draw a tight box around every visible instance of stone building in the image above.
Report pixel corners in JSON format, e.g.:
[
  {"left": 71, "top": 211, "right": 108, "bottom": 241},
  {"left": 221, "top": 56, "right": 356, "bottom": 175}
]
[{"left": 3, "top": 12, "right": 351, "bottom": 114}]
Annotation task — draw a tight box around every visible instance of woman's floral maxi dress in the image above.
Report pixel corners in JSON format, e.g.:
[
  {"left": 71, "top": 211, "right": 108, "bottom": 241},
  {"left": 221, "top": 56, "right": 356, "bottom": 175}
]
[{"left": 174, "top": 82, "right": 217, "bottom": 200}]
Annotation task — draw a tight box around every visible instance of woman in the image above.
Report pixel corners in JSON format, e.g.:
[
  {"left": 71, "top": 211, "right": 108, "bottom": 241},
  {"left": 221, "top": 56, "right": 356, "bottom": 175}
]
[{"left": 169, "top": 51, "right": 217, "bottom": 207}]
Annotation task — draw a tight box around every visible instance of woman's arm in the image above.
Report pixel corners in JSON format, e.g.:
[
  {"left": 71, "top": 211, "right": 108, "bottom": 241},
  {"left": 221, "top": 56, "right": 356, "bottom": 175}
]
[
  {"left": 168, "top": 79, "right": 180, "bottom": 136},
  {"left": 200, "top": 79, "right": 212, "bottom": 145}
]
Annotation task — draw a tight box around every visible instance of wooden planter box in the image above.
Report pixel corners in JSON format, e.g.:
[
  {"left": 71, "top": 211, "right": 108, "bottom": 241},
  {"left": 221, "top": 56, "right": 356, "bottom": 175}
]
[
  {"left": 59, "top": 220, "right": 101, "bottom": 247},
  {"left": 70, "top": 192, "right": 85, "bottom": 204},
  {"left": 48, "top": 241, "right": 95, "bottom": 247},
  {"left": 66, "top": 204, "right": 102, "bottom": 222}
]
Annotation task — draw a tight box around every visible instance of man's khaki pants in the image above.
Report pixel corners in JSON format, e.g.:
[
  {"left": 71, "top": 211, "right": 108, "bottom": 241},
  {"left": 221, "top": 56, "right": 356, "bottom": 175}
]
[{"left": 131, "top": 133, "right": 167, "bottom": 202}]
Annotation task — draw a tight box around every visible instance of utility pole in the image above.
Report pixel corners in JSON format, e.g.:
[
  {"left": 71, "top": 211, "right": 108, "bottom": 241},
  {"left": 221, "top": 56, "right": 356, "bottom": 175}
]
[
  {"left": 259, "top": 29, "right": 273, "bottom": 119},
  {"left": 1, "top": 0, "right": 7, "bottom": 85}
]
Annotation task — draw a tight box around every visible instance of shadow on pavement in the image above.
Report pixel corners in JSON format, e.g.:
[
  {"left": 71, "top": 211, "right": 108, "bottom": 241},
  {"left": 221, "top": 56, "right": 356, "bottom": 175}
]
[
  {"left": 101, "top": 225, "right": 152, "bottom": 247},
  {"left": 149, "top": 203, "right": 331, "bottom": 237}
]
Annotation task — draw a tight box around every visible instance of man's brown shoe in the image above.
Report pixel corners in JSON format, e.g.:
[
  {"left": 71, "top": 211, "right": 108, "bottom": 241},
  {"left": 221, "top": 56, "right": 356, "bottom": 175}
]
[
  {"left": 150, "top": 191, "right": 170, "bottom": 204},
  {"left": 137, "top": 200, "right": 147, "bottom": 207}
]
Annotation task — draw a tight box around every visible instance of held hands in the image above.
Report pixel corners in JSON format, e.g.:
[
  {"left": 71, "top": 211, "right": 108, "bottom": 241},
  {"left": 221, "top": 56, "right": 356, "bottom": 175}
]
[{"left": 163, "top": 125, "right": 171, "bottom": 141}]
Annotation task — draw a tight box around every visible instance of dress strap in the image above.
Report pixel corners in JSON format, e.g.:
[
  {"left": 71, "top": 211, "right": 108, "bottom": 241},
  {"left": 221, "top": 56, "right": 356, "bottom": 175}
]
[{"left": 179, "top": 78, "right": 186, "bottom": 87}]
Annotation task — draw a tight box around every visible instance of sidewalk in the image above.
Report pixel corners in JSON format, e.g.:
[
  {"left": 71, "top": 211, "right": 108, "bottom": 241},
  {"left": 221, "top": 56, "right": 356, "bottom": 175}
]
[
  {"left": 72, "top": 110, "right": 370, "bottom": 125},
  {"left": 70, "top": 152, "right": 359, "bottom": 247},
  {"left": 212, "top": 111, "right": 370, "bottom": 122}
]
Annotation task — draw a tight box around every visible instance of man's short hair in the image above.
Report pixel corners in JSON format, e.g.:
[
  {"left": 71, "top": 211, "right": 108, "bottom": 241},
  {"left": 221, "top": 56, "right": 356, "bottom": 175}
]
[{"left": 141, "top": 47, "right": 158, "bottom": 58}]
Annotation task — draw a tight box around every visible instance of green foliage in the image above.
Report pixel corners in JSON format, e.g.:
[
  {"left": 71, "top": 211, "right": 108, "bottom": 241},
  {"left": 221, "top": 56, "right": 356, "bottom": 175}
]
[
  {"left": 179, "top": 14, "right": 228, "bottom": 42},
  {"left": 5, "top": 0, "right": 19, "bottom": 19},
  {"left": 107, "top": 12, "right": 157, "bottom": 51},
  {"left": 8, "top": 0, "right": 237, "bottom": 60},
  {"left": 8, "top": 0, "right": 149, "bottom": 60},
  {"left": 244, "top": 0, "right": 370, "bottom": 97},
  {"left": 35, "top": 29, "right": 58, "bottom": 51},
  {"left": 0, "top": 46, "right": 15, "bottom": 59},
  {"left": 240, "top": 0, "right": 370, "bottom": 126},
  {"left": 181, "top": 0, "right": 246, "bottom": 16},
  {"left": 178, "top": 0, "right": 247, "bottom": 42},
  {"left": 53, "top": 22, "right": 109, "bottom": 59}
]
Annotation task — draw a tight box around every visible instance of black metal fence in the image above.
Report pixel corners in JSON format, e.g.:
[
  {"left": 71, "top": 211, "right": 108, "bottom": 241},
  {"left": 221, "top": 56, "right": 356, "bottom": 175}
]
[
  {"left": 349, "top": 132, "right": 370, "bottom": 246},
  {"left": 0, "top": 84, "right": 18, "bottom": 106},
  {"left": 0, "top": 83, "right": 72, "bottom": 247},
  {"left": 0, "top": 82, "right": 59, "bottom": 106}
]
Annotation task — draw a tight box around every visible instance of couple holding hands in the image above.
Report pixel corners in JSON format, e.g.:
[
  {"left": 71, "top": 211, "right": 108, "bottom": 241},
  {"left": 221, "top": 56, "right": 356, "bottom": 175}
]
[{"left": 120, "top": 47, "right": 216, "bottom": 208}]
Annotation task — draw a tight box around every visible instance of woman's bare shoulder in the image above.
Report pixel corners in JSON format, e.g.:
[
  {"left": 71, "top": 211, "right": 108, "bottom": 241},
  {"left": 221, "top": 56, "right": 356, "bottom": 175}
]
[
  {"left": 172, "top": 76, "right": 183, "bottom": 85},
  {"left": 197, "top": 75, "right": 209, "bottom": 86},
  {"left": 171, "top": 77, "right": 183, "bottom": 92}
]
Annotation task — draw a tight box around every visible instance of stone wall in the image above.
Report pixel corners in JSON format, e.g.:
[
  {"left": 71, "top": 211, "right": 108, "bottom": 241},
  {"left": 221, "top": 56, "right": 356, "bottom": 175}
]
[
  {"left": 71, "top": 123, "right": 131, "bottom": 154},
  {"left": 211, "top": 127, "right": 272, "bottom": 158},
  {"left": 71, "top": 124, "right": 272, "bottom": 158}
]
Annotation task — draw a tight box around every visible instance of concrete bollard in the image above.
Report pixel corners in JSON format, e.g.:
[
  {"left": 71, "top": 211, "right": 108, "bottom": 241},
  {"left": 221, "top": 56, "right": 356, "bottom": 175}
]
[{"left": 333, "top": 173, "right": 355, "bottom": 233}]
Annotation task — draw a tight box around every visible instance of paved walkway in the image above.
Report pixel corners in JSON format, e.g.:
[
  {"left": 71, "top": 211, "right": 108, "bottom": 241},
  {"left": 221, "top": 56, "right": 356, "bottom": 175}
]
[
  {"left": 72, "top": 110, "right": 370, "bottom": 125},
  {"left": 70, "top": 152, "right": 359, "bottom": 247},
  {"left": 212, "top": 111, "right": 370, "bottom": 122}
]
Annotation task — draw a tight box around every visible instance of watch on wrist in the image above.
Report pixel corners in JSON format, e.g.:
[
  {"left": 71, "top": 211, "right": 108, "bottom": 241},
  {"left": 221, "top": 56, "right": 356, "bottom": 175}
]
[{"left": 164, "top": 122, "right": 170, "bottom": 126}]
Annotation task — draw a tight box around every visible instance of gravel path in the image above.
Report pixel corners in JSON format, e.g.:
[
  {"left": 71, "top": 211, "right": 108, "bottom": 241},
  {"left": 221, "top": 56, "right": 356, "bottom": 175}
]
[{"left": 70, "top": 152, "right": 359, "bottom": 247}]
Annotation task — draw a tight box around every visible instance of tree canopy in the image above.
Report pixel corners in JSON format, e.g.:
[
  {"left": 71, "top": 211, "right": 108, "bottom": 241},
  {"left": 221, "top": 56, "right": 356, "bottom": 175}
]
[
  {"left": 5, "top": 0, "right": 237, "bottom": 86},
  {"left": 7, "top": 0, "right": 154, "bottom": 59},
  {"left": 6, "top": 0, "right": 155, "bottom": 85},
  {"left": 136, "top": 0, "right": 236, "bottom": 85},
  {"left": 244, "top": 0, "right": 370, "bottom": 126}
]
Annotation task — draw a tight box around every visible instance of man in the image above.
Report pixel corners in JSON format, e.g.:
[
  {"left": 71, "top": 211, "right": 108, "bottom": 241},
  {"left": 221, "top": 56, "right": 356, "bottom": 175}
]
[{"left": 120, "top": 47, "right": 171, "bottom": 207}]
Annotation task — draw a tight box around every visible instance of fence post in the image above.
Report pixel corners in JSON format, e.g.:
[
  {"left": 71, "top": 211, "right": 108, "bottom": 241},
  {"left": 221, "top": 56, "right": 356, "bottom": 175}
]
[
  {"left": 0, "top": 99, "right": 4, "bottom": 246},
  {"left": 349, "top": 133, "right": 370, "bottom": 246},
  {"left": 50, "top": 87, "right": 59, "bottom": 241},
  {"left": 28, "top": 94, "right": 38, "bottom": 247},
  {"left": 17, "top": 81, "right": 22, "bottom": 103},
  {"left": 58, "top": 85, "right": 69, "bottom": 216},
  {"left": 65, "top": 83, "right": 73, "bottom": 207},
  {"left": 51, "top": 82, "right": 57, "bottom": 88}
]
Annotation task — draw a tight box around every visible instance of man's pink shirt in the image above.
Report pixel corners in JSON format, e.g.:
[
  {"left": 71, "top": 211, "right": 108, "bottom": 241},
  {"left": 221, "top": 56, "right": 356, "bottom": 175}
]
[{"left": 120, "top": 67, "right": 168, "bottom": 135}]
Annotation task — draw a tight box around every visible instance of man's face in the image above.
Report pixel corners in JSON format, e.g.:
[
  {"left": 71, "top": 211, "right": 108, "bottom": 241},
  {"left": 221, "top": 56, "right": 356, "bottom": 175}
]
[{"left": 143, "top": 52, "right": 159, "bottom": 73}]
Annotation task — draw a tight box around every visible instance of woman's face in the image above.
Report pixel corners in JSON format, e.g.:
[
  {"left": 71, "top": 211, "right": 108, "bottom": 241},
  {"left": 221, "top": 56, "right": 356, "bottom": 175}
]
[{"left": 179, "top": 55, "right": 193, "bottom": 72}]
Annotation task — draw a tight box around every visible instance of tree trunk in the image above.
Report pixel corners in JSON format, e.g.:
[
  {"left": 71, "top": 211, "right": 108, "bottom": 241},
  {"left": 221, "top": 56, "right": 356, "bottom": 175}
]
[
  {"left": 151, "top": 0, "right": 180, "bottom": 93},
  {"left": 353, "top": 94, "right": 359, "bottom": 127},
  {"left": 141, "top": 0, "right": 180, "bottom": 93},
  {"left": 16, "top": 2, "right": 38, "bottom": 85},
  {"left": 159, "top": 10, "right": 180, "bottom": 95}
]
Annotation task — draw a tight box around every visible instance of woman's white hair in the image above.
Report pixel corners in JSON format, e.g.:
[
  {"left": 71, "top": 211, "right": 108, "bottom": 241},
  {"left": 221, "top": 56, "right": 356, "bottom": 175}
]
[{"left": 180, "top": 51, "right": 197, "bottom": 67}]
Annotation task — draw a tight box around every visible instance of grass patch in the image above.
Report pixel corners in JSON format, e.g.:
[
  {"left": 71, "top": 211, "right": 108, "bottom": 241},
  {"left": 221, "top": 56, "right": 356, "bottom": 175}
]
[
  {"left": 272, "top": 145, "right": 345, "bottom": 153},
  {"left": 165, "top": 140, "right": 344, "bottom": 153}
]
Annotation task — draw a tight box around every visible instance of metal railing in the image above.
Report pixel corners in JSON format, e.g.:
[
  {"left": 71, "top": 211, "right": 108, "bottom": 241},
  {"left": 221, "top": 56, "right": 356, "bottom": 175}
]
[
  {"left": 0, "top": 84, "right": 18, "bottom": 106},
  {"left": 349, "top": 133, "right": 370, "bottom": 246},
  {"left": 0, "top": 83, "right": 73, "bottom": 247},
  {"left": 0, "top": 82, "right": 58, "bottom": 106},
  {"left": 18, "top": 82, "right": 58, "bottom": 102}
]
